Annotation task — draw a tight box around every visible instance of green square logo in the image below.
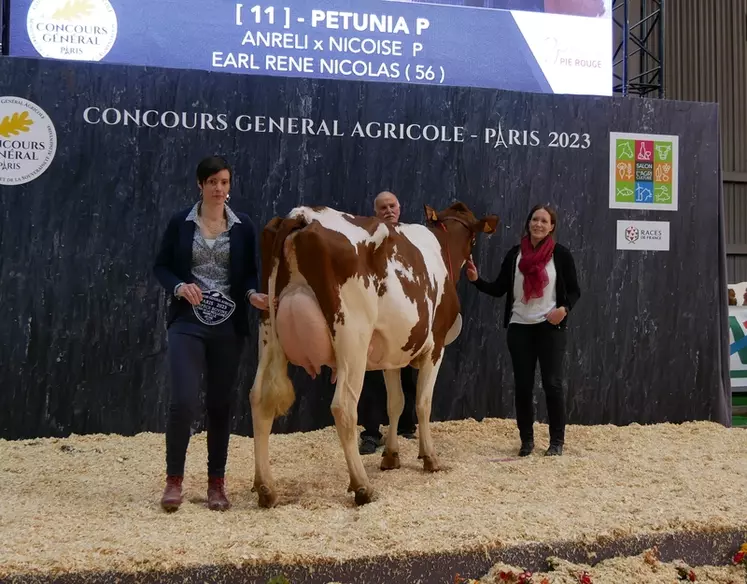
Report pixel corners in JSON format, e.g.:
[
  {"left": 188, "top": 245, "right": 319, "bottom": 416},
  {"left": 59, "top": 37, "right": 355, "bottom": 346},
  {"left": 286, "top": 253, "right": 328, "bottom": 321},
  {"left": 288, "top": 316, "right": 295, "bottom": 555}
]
[
  {"left": 615, "top": 139, "right": 635, "bottom": 160},
  {"left": 615, "top": 181, "right": 635, "bottom": 203},
  {"left": 654, "top": 141, "right": 673, "bottom": 162}
]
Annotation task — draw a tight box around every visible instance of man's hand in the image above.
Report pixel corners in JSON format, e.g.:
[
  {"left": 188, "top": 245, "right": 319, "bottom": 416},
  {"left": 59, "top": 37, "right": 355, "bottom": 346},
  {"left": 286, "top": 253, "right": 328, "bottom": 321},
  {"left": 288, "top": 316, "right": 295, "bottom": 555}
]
[
  {"left": 176, "top": 283, "right": 203, "bottom": 306},
  {"left": 546, "top": 307, "right": 568, "bottom": 325}
]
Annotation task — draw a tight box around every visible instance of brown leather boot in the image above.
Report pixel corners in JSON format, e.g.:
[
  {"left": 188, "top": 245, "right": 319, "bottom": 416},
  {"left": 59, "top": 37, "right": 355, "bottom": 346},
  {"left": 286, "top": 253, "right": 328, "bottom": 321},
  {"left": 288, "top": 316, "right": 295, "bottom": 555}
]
[
  {"left": 207, "top": 477, "right": 231, "bottom": 511},
  {"left": 161, "top": 475, "right": 183, "bottom": 512}
]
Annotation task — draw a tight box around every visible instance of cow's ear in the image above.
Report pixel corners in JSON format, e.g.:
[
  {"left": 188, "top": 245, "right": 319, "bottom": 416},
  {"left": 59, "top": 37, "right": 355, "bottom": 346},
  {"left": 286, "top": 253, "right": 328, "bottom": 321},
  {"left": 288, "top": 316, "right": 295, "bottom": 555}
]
[
  {"left": 424, "top": 204, "right": 439, "bottom": 224},
  {"left": 475, "top": 215, "right": 499, "bottom": 234}
]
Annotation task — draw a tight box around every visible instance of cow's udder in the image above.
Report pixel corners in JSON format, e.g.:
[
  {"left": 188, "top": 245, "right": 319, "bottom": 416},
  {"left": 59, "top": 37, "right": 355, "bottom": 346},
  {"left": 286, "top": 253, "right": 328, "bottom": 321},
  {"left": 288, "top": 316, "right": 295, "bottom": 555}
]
[{"left": 276, "top": 284, "right": 334, "bottom": 379}]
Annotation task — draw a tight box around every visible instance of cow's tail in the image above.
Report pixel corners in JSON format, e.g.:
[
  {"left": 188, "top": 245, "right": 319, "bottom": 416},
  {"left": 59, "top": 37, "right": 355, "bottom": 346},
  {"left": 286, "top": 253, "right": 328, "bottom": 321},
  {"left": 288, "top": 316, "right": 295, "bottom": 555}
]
[
  {"left": 255, "top": 217, "right": 306, "bottom": 419},
  {"left": 262, "top": 255, "right": 295, "bottom": 418}
]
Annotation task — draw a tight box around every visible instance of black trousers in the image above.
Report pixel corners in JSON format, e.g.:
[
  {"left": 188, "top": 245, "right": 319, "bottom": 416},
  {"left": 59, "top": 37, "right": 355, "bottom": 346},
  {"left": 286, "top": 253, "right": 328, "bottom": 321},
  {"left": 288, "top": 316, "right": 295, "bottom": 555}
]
[
  {"left": 165, "top": 315, "right": 244, "bottom": 478},
  {"left": 506, "top": 321, "right": 567, "bottom": 445},
  {"left": 359, "top": 366, "right": 417, "bottom": 440}
]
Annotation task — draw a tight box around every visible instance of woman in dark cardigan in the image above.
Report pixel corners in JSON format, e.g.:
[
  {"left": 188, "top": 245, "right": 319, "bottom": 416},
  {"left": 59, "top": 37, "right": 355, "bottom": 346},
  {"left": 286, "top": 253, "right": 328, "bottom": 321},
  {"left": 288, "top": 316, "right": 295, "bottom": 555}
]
[
  {"left": 466, "top": 204, "right": 581, "bottom": 457},
  {"left": 153, "top": 156, "right": 269, "bottom": 512}
]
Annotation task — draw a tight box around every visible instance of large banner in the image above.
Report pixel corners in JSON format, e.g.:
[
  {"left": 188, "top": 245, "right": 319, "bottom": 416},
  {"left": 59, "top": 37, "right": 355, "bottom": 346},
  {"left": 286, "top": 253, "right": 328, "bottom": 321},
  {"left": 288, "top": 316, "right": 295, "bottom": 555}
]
[
  {"left": 0, "top": 57, "right": 728, "bottom": 440},
  {"left": 7, "top": 0, "right": 613, "bottom": 95}
]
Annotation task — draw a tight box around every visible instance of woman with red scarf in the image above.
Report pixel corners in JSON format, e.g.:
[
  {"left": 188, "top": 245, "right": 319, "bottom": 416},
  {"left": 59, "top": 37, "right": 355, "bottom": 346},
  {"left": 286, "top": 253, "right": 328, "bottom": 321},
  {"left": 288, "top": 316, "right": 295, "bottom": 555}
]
[{"left": 466, "top": 205, "right": 580, "bottom": 457}]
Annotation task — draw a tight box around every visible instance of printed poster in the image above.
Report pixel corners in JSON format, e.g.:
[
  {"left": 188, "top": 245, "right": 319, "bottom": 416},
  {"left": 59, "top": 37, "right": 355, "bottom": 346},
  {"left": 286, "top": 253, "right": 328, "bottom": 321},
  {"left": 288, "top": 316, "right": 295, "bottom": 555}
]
[{"left": 609, "top": 131, "right": 679, "bottom": 211}]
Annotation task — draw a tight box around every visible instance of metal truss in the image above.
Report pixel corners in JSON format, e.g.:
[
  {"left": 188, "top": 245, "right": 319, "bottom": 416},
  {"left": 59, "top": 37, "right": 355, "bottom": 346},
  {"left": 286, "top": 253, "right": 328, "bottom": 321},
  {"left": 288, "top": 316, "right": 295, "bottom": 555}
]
[{"left": 612, "top": 0, "right": 665, "bottom": 97}]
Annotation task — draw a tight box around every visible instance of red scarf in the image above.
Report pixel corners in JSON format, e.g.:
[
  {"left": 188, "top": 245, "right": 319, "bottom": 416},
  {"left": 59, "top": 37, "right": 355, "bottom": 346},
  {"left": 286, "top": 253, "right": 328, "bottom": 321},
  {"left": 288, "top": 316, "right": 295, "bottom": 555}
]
[{"left": 518, "top": 235, "right": 555, "bottom": 303}]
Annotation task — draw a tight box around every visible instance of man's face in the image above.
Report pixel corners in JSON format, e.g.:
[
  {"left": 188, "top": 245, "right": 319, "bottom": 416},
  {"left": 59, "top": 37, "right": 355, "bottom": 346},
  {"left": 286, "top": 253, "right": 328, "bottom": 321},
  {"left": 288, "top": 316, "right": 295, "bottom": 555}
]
[{"left": 375, "top": 193, "right": 401, "bottom": 224}]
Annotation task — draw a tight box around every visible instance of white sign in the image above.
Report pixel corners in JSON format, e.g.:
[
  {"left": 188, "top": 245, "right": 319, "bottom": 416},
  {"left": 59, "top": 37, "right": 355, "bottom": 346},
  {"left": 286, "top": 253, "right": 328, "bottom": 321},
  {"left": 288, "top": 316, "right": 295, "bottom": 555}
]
[
  {"left": 508, "top": 10, "right": 613, "bottom": 97},
  {"left": 0, "top": 96, "right": 57, "bottom": 186},
  {"left": 616, "top": 220, "right": 670, "bottom": 251},
  {"left": 27, "top": 0, "right": 118, "bottom": 62}
]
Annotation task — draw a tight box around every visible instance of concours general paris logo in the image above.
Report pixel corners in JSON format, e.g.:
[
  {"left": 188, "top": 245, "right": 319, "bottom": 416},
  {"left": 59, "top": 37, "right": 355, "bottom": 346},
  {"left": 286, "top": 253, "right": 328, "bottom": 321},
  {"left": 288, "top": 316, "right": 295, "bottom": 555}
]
[
  {"left": 27, "top": 0, "right": 118, "bottom": 61},
  {"left": 0, "top": 97, "right": 57, "bottom": 185}
]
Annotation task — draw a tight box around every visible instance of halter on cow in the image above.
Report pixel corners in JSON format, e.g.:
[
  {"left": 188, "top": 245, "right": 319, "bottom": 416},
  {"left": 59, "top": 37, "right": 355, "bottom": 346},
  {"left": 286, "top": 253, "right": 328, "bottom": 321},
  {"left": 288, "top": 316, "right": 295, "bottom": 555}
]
[{"left": 249, "top": 201, "right": 499, "bottom": 507}]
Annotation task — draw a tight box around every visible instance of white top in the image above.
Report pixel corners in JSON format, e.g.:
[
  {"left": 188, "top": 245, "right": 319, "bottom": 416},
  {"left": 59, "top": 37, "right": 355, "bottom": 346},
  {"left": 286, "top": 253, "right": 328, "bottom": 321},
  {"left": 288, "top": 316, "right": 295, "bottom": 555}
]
[
  {"left": 510, "top": 252, "right": 557, "bottom": 325},
  {"left": 204, "top": 238, "right": 216, "bottom": 249}
]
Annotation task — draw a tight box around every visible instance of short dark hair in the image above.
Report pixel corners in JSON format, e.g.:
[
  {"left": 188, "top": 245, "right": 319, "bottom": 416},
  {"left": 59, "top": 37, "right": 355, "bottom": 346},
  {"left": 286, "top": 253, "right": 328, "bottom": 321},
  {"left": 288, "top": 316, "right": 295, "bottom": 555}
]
[
  {"left": 524, "top": 204, "right": 558, "bottom": 238},
  {"left": 196, "top": 156, "right": 232, "bottom": 185}
]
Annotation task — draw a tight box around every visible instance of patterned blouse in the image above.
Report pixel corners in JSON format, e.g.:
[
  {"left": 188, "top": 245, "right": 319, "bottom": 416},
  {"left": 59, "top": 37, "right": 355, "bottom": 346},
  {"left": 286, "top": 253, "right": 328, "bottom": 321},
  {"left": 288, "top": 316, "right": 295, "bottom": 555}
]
[{"left": 174, "top": 201, "right": 241, "bottom": 298}]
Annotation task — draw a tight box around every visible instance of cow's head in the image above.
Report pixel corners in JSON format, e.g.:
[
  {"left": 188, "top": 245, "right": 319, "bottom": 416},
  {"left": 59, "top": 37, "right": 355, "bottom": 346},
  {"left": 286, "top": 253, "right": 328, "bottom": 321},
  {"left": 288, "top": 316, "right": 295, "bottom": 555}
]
[{"left": 424, "top": 201, "right": 499, "bottom": 278}]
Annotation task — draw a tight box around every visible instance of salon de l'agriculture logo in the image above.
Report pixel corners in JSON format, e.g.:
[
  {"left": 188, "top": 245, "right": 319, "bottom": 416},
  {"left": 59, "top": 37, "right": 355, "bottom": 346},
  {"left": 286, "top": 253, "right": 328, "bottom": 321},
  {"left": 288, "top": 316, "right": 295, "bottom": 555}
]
[{"left": 609, "top": 131, "right": 679, "bottom": 212}]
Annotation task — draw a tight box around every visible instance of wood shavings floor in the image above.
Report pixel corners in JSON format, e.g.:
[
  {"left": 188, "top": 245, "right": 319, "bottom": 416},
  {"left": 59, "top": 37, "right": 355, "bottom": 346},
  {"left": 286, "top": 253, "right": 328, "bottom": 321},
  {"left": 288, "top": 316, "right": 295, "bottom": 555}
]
[
  {"left": 2, "top": 418, "right": 747, "bottom": 578},
  {"left": 473, "top": 550, "right": 745, "bottom": 583}
]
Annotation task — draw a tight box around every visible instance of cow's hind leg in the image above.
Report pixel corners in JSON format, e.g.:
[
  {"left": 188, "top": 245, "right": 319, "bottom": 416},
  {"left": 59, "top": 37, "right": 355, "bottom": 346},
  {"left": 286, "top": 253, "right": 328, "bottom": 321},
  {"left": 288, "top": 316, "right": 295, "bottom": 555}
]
[
  {"left": 250, "top": 392, "right": 276, "bottom": 508},
  {"left": 330, "top": 339, "right": 372, "bottom": 505},
  {"left": 250, "top": 331, "right": 295, "bottom": 509},
  {"left": 415, "top": 355, "right": 443, "bottom": 472},
  {"left": 381, "top": 368, "right": 404, "bottom": 470}
]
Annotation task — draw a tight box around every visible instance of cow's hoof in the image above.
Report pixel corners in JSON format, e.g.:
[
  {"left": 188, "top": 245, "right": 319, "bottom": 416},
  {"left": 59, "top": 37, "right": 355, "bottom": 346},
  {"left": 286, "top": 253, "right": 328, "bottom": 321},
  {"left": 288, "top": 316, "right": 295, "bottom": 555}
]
[
  {"left": 354, "top": 486, "right": 373, "bottom": 506},
  {"left": 256, "top": 484, "right": 278, "bottom": 508},
  {"left": 422, "top": 455, "right": 441, "bottom": 473},
  {"left": 380, "top": 450, "right": 400, "bottom": 470}
]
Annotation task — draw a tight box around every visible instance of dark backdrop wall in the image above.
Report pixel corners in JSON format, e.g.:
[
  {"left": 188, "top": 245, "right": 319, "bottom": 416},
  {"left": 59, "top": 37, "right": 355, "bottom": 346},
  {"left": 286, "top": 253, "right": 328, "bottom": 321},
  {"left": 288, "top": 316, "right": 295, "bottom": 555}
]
[{"left": 0, "top": 56, "right": 729, "bottom": 440}]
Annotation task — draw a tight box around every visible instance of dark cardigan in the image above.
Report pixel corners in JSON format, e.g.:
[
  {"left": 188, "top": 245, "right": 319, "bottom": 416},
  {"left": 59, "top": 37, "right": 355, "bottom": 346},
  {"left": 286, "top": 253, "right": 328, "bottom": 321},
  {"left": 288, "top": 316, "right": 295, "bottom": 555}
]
[
  {"left": 153, "top": 207, "right": 259, "bottom": 336},
  {"left": 471, "top": 242, "right": 581, "bottom": 329}
]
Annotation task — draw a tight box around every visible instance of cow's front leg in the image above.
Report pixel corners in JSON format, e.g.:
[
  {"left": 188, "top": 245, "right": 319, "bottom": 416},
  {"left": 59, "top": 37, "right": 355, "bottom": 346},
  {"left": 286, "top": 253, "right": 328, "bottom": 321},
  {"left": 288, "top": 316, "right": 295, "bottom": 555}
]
[
  {"left": 381, "top": 368, "right": 404, "bottom": 470},
  {"left": 415, "top": 355, "right": 443, "bottom": 472},
  {"left": 330, "top": 346, "right": 372, "bottom": 505}
]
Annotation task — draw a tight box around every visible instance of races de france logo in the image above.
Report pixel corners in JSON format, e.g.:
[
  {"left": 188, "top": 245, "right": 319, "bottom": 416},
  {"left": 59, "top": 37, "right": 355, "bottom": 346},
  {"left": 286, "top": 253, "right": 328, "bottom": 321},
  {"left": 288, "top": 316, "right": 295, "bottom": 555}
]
[
  {"left": 27, "top": 0, "right": 118, "bottom": 61},
  {"left": 0, "top": 96, "right": 57, "bottom": 186},
  {"left": 625, "top": 226, "right": 639, "bottom": 243}
]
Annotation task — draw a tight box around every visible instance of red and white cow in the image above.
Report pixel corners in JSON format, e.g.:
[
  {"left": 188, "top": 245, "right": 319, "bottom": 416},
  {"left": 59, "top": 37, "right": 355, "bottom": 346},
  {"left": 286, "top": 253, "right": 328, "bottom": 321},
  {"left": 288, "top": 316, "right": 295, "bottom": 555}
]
[{"left": 249, "top": 202, "right": 499, "bottom": 507}]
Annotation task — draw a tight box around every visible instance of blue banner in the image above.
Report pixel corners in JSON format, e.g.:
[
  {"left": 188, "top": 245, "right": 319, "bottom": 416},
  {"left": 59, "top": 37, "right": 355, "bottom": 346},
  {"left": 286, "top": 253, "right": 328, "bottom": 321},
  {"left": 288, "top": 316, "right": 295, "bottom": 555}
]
[{"left": 8, "top": 0, "right": 612, "bottom": 95}]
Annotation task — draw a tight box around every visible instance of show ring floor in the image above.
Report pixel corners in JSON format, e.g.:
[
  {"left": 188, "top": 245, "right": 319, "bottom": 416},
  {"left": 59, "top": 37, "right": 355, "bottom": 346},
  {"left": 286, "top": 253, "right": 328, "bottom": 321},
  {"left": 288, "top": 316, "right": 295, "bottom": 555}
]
[{"left": 2, "top": 418, "right": 747, "bottom": 583}]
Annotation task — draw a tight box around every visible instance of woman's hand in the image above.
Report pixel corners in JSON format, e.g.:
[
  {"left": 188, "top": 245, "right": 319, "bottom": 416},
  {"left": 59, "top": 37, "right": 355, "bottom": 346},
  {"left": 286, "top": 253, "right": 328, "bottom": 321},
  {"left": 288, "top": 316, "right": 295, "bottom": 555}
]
[
  {"left": 249, "top": 293, "right": 278, "bottom": 311},
  {"left": 176, "top": 283, "right": 203, "bottom": 306},
  {"left": 546, "top": 307, "right": 568, "bottom": 325},
  {"left": 466, "top": 256, "right": 479, "bottom": 282}
]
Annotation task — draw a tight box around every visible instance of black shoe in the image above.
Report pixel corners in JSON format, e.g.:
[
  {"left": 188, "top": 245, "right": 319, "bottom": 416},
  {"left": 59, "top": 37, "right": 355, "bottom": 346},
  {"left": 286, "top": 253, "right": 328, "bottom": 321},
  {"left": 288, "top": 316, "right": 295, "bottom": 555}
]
[
  {"left": 518, "top": 441, "right": 534, "bottom": 457},
  {"left": 399, "top": 429, "right": 416, "bottom": 440},
  {"left": 359, "top": 435, "right": 380, "bottom": 455},
  {"left": 545, "top": 443, "right": 563, "bottom": 456}
]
